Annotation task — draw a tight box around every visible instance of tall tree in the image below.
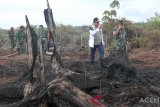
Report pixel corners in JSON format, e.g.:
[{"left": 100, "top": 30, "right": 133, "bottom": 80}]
[{"left": 102, "top": 0, "right": 120, "bottom": 47}]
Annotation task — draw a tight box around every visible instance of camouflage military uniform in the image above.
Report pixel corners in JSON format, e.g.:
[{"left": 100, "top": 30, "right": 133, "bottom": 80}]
[
  {"left": 15, "top": 31, "right": 27, "bottom": 54},
  {"left": 37, "top": 27, "right": 48, "bottom": 53},
  {"left": 113, "top": 25, "right": 126, "bottom": 51},
  {"left": 8, "top": 30, "right": 15, "bottom": 51}
]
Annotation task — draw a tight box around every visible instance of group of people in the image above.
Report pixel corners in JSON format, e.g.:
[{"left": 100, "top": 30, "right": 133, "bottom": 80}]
[
  {"left": 8, "top": 26, "right": 26, "bottom": 54},
  {"left": 8, "top": 17, "right": 126, "bottom": 66},
  {"left": 88, "top": 17, "right": 127, "bottom": 65},
  {"left": 8, "top": 25, "right": 52, "bottom": 54}
]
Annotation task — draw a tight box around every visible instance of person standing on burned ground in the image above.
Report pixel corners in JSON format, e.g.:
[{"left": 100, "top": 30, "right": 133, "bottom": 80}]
[
  {"left": 15, "top": 26, "right": 27, "bottom": 54},
  {"left": 88, "top": 17, "right": 105, "bottom": 66},
  {"left": 8, "top": 27, "right": 15, "bottom": 52},
  {"left": 113, "top": 18, "right": 129, "bottom": 67},
  {"left": 37, "top": 25, "right": 48, "bottom": 53},
  {"left": 113, "top": 18, "right": 127, "bottom": 52}
]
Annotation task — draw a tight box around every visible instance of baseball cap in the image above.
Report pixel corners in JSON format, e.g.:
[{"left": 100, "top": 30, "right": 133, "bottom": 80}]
[{"left": 93, "top": 17, "right": 100, "bottom": 23}]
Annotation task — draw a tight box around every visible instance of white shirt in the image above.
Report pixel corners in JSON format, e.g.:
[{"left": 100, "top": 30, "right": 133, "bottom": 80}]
[{"left": 88, "top": 25, "right": 105, "bottom": 48}]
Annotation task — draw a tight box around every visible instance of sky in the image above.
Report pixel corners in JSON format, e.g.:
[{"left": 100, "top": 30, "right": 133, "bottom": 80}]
[{"left": 0, "top": 0, "right": 160, "bottom": 29}]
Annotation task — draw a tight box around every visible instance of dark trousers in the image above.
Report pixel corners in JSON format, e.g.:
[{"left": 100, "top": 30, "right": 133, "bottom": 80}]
[
  {"left": 90, "top": 42, "right": 104, "bottom": 64},
  {"left": 9, "top": 39, "right": 15, "bottom": 51},
  {"left": 47, "top": 41, "right": 50, "bottom": 51}
]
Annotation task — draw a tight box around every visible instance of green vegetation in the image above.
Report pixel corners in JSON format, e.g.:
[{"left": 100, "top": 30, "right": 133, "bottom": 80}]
[
  {"left": 0, "top": 28, "right": 7, "bottom": 47},
  {"left": 0, "top": 16, "right": 159, "bottom": 49},
  {"left": 55, "top": 24, "right": 89, "bottom": 47},
  {"left": 130, "top": 13, "right": 160, "bottom": 49},
  {"left": 0, "top": 28, "right": 7, "bottom": 40}
]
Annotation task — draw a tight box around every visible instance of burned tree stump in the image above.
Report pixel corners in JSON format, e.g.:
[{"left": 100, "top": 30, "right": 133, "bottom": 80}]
[
  {"left": 101, "top": 49, "right": 137, "bottom": 82},
  {"left": 25, "top": 15, "right": 38, "bottom": 83},
  {"left": 38, "top": 38, "right": 45, "bottom": 83}
]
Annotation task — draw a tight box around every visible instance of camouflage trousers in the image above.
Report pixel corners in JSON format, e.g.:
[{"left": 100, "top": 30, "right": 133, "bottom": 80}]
[
  {"left": 17, "top": 42, "right": 26, "bottom": 54},
  {"left": 114, "top": 38, "right": 126, "bottom": 51}
]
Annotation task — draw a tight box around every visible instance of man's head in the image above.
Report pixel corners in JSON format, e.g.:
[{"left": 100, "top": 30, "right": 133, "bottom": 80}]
[
  {"left": 115, "top": 18, "right": 125, "bottom": 25},
  {"left": 93, "top": 17, "right": 100, "bottom": 28},
  {"left": 10, "top": 27, "right": 14, "bottom": 31},
  {"left": 39, "top": 25, "right": 43, "bottom": 29},
  {"left": 20, "top": 26, "right": 24, "bottom": 32}
]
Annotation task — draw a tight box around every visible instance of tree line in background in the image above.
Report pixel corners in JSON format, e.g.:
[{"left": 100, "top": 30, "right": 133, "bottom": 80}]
[{"left": 0, "top": 15, "right": 160, "bottom": 51}]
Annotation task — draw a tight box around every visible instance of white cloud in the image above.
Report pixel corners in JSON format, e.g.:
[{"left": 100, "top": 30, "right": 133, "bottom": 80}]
[
  {"left": 118, "top": 0, "right": 160, "bottom": 22},
  {"left": 0, "top": 0, "right": 160, "bottom": 29}
]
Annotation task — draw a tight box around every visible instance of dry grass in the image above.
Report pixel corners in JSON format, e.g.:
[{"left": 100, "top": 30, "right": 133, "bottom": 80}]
[{"left": 129, "top": 48, "right": 160, "bottom": 69}]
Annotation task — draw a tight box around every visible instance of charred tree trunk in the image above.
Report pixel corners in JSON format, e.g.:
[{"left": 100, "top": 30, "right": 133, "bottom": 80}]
[
  {"left": 47, "top": 77, "right": 106, "bottom": 107},
  {"left": 38, "top": 39, "right": 45, "bottom": 83},
  {"left": 25, "top": 15, "right": 38, "bottom": 83},
  {"left": 44, "top": 0, "right": 63, "bottom": 72}
]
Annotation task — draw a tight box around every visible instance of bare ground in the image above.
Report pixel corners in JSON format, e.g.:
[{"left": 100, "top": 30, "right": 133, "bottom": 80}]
[{"left": 0, "top": 47, "right": 160, "bottom": 107}]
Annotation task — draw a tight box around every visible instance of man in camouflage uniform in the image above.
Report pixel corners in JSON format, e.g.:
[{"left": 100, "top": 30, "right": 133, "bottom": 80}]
[
  {"left": 112, "top": 19, "right": 129, "bottom": 67},
  {"left": 37, "top": 25, "right": 48, "bottom": 53},
  {"left": 113, "top": 19, "right": 126, "bottom": 51},
  {"left": 8, "top": 27, "right": 15, "bottom": 51},
  {"left": 15, "top": 26, "right": 27, "bottom": 54}
]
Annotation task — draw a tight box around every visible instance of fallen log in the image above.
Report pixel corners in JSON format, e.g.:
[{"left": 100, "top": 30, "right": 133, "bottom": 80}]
[
  {"left": 48, "top": 77, "right": 107, "bottom": 107},
  {"left": 0, "top": 86, "right": 23, "bottom": 103},
  {"left": 0, "top": 77, "right": 107, "bottom": 107},
  {"left": 5, "top": 52, "right": 18, "bottom": 57},
  {"left": 67, "top": 73, "right": 105, "bottom": 89},
  {"left": 149, "top": 86, "right": 160, "bottom": 96}
]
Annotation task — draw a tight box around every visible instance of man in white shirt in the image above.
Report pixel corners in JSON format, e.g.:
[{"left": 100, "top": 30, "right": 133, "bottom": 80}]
[{"left": 89, "top": 17, "right": 105, "bottom": 65}]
